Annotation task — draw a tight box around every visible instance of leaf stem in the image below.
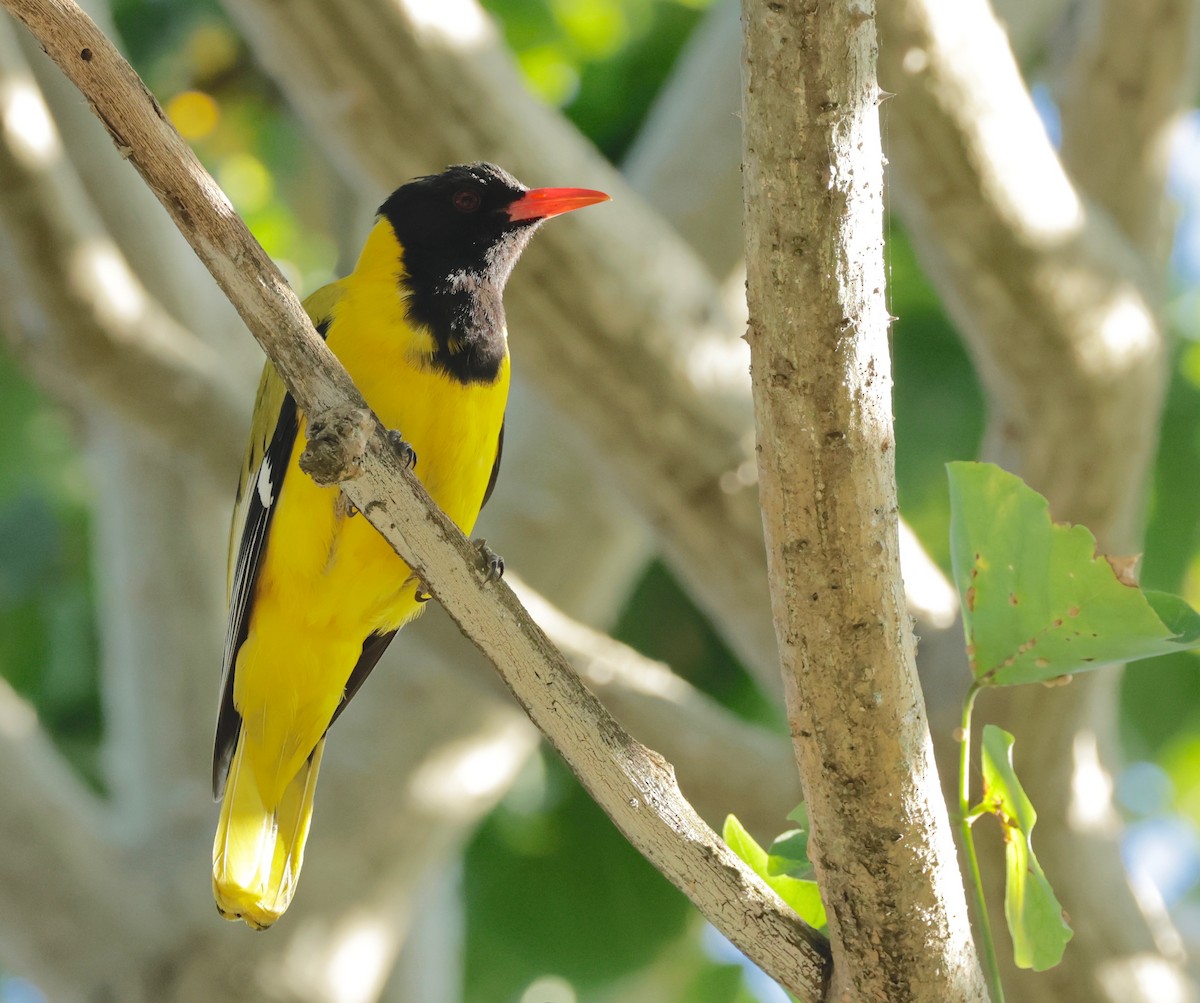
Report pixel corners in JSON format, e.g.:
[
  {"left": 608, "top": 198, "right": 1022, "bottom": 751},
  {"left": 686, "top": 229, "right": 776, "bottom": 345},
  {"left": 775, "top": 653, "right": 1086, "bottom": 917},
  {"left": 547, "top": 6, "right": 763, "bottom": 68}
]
[{"left": 960, "top": 681, "right": 1006, "bottom": 1002}]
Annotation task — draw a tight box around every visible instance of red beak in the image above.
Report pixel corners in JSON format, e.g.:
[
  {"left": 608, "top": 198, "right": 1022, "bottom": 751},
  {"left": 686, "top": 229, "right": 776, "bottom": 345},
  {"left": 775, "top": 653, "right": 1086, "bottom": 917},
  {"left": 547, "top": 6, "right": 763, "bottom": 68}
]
[{"left": 506, "top": 186, "right": 611, "bottom": 222}]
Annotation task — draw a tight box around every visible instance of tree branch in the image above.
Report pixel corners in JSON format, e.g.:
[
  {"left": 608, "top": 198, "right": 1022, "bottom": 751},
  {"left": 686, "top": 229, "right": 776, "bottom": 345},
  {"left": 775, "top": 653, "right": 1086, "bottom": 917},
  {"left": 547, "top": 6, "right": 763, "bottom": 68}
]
[
  {"left": 514, "top": 579, "right": 800, "bottom": 838},
  {"left": 1058, "top": 0, "right": 1198, "bottom": 257},
  {"left": 0, "top": 0, "right": 831, "bottom": 994},
  {"left": 741, "top": 1, "right": 986, "bottom": 1000},
  {"left": 0, "top": 680, "right": 170, "bottom": 1000},
  {"left": 877, "top": 0, "right": 1164, "bottom": 549}
]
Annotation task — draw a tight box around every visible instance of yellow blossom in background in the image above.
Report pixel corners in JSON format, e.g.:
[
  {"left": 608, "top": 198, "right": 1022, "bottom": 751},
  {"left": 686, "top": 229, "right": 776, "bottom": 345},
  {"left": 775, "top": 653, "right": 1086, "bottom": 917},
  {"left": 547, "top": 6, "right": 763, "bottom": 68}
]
[{"left": 165, "top": 89, "right": 219, "bottom": 141}]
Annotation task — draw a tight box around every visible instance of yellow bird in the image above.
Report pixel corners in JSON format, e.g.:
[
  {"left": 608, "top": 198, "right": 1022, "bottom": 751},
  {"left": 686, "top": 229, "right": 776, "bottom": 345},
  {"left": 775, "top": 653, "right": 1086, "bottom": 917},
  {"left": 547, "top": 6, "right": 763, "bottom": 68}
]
[{"left": 212, "top": 163, "right": 608, "bottom": 929}]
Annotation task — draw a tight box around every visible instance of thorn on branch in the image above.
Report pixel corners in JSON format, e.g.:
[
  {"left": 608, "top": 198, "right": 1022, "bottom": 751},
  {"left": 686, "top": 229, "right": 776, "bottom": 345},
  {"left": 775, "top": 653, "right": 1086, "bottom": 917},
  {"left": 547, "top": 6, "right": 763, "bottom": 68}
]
[{"left": 300, "top": 404, "right": 374, "bottom": 485}]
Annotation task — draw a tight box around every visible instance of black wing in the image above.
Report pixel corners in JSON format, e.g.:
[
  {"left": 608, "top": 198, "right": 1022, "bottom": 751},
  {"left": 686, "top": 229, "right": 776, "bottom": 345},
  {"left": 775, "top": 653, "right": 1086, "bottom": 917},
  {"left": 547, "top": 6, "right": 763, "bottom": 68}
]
[
  {"left": 481, "top": 419, "right": 504, "bottom": 510},
  {"left": 212, "top": 388, "right": 299, "bottom": 798},
  {"left": 327, "top": 629, "right": 400, "bottom": 730}
]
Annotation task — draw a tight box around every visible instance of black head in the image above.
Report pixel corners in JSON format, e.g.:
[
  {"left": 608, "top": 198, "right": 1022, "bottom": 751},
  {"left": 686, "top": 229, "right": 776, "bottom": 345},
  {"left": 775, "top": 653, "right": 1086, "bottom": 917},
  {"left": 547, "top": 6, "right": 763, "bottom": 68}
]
[
  {"left": 379, "top": 162, "right": 610, "bottom": 288},
  {"left": 380, "top": 163, "right": 537, "bottom": 287}
]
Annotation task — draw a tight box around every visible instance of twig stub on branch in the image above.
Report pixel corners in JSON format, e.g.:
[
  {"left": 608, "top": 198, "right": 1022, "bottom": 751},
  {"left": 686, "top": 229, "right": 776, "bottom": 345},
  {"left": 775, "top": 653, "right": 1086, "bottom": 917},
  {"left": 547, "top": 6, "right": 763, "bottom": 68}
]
[{"left": 298, "top": 404, "right": 375, "bottom": 485}]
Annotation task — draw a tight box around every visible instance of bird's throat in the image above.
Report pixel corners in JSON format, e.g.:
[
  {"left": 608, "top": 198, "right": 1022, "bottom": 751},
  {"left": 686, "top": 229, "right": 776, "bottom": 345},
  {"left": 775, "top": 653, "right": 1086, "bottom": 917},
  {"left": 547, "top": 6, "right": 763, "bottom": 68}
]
[{"left": 402, "top": 266, "right": 509, "bottom": 385}]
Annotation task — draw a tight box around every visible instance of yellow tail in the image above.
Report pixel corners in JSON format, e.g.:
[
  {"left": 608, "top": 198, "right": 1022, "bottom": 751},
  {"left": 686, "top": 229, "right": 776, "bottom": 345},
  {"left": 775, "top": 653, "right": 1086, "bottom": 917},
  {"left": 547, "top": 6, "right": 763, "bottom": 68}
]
[{"left": 212, "top": 731, "right": 325, "bottom": 930}]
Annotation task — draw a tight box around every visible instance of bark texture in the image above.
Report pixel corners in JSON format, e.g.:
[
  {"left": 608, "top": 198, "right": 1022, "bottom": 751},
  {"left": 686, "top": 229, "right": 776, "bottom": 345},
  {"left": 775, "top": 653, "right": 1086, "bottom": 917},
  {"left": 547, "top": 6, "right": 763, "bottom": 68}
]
[{"left": 741, "top": 1, "right": 986, "bottom": 1000}]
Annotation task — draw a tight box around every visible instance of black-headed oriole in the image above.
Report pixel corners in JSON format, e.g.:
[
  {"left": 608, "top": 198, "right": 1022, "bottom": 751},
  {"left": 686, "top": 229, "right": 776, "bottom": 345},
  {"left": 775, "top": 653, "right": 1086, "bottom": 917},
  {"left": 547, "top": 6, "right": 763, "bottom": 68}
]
[{"left": 212, "top": 163, "right": 608, "bottom": 929}]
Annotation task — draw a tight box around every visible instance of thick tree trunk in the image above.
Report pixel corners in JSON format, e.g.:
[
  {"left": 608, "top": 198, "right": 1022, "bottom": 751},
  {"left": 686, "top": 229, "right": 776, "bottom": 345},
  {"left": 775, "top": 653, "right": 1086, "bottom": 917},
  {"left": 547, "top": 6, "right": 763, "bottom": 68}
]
[{"left": 741, "top": 1, "right": 986, "bottom": 999}]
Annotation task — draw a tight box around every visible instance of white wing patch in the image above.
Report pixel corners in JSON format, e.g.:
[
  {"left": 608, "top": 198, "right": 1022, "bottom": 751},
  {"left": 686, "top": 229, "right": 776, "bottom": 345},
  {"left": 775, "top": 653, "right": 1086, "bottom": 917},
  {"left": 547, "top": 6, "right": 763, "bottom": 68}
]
[{"left": 256, "top": 455, "right": 275, "bottom": 508}]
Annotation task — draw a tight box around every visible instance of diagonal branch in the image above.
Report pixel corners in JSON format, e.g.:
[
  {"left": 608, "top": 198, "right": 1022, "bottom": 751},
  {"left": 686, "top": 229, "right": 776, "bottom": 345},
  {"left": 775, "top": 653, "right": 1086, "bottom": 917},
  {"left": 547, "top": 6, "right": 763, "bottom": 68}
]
[
  {"left": 0, "top": 0, "right": 831, "bottom": 995},
  {"left": 514, "top": 579, "right": 800, "bottom": 837}
]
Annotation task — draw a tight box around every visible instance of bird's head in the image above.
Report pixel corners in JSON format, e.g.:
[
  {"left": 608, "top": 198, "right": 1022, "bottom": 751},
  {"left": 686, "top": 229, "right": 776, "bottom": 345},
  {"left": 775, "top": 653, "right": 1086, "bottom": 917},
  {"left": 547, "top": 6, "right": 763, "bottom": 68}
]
[{"left": 379, "top": 162, "right": 609, "bottom": 287}]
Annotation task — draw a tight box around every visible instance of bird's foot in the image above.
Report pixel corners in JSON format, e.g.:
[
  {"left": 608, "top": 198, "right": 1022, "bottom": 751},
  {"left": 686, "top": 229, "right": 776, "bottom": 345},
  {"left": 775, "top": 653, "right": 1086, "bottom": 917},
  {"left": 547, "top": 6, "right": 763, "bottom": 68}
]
[
  {"left": 473, "top": 538, "right": 505, "bottom": 583},
  {"left": 383, "top": 428, "right": 417, "bottom": 470}
]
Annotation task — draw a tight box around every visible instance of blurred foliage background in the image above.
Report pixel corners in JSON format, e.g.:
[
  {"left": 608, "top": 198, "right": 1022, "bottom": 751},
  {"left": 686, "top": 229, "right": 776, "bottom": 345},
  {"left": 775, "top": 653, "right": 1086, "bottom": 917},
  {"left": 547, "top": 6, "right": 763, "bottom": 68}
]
[{"left": 3, "top": 0, "right": 1200, "bottom": 1000}]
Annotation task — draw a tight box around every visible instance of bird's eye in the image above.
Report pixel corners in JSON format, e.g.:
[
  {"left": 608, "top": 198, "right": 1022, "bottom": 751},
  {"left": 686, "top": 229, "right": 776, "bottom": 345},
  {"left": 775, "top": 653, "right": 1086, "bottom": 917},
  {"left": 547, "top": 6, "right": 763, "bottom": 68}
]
[{"left": 453, "top": 189, "right": 481, "bottom": 213}]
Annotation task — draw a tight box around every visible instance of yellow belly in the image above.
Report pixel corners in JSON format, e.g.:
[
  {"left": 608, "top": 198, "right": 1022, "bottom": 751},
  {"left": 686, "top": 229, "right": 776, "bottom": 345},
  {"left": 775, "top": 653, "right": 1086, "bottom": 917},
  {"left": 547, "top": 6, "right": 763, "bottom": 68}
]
[{"left": 233, "top": 280, "right": 509, "bottom": 806}]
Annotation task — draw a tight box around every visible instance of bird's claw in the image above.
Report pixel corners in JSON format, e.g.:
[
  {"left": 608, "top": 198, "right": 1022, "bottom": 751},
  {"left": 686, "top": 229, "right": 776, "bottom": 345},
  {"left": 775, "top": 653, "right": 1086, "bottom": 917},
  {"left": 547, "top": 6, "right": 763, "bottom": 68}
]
[
  {"left": 384, "top": 429, "right": 417, "bottom": 470},
  {"left": 473, "top": 539, "right": 504, "bottom": 583}
]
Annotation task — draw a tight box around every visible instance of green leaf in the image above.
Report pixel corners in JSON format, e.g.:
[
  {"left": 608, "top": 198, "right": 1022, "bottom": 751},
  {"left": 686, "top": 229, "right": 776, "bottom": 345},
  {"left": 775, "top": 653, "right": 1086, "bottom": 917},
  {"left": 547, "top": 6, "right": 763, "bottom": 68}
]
[
  {"left": 1144, "top": 591, "right": 1200, "bottom": 644},
  {"left": 980, "top": 726, "right": 1072, "bottom": 970},
  {"left": 947, "top": 462, "right": 1200, "bottom": 685},
  {"left": 767, "top": 829, "right": 812, "bottom": 879},
  {"left": 723, "top": 814, "right": 826, "bottom": 930},
  {"left": 767, "top": 804, "right": 813, "bottom": 879}
]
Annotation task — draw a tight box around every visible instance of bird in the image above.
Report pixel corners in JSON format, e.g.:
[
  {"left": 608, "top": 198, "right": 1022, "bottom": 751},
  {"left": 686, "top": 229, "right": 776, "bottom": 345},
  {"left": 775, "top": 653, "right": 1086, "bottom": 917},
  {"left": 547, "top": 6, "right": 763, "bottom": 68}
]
[{"left": 211, "top": 163, "right": 609, "bottom": 930}]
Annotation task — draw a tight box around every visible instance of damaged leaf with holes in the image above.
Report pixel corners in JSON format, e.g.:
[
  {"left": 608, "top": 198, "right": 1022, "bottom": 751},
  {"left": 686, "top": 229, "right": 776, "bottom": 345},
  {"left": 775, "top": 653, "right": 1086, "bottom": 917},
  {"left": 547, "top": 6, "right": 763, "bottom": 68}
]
[
  {"left": 978, "top": 725, "right": 1072, "bottom": 970},
  {"left": 946, "top": 462, "right": 1200, "bottom": 686}
]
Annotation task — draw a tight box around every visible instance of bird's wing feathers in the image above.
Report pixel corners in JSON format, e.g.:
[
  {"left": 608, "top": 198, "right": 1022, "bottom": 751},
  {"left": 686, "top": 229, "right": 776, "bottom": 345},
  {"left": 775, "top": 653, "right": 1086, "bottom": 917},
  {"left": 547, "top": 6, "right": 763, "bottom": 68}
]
[
  {"left": 212, "top": 383, "right": 298, "bottom": 797},
  {"left": 481, "top": 420, "right": 504, "bottom": 511},
  {"left": 212, "top": 287, "right": 340, "bottom": 798},
  {"left": 328, "top": 629, "right": 399, "bottom": 730}
]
